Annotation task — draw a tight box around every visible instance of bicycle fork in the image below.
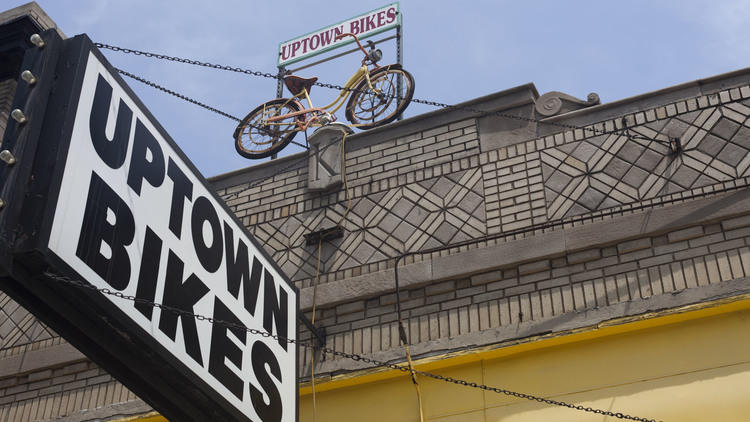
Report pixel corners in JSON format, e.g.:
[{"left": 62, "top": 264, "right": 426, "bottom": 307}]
[{"left": 363, "top": 68, "right": 383, "bottom": 99}]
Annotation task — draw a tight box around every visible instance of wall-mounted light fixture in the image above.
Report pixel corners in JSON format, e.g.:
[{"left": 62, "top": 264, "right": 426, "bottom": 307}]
[
  {"left": 10, "top": 109, "right": 27, "bottom": 125},
  {"left": 20, "top": 70, "right": 37, "bottom": 85},
  {"left": 29, "top": 33, "right": 45, "bottom": 48}
]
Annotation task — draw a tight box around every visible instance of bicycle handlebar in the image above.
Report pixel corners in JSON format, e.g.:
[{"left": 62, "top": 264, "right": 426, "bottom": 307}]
[{"left": 335, "top": 32, "right": 371, "bottom": 64}]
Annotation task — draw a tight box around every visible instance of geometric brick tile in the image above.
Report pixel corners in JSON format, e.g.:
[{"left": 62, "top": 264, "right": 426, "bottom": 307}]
[
  {"left": 251, "top": 168, "right": 487, "bottom": 284},
  {"left": 0, "top": 293, "right": 57, "bottom": 350},
  {"left": 542, "top": 101, "right": 750, "bottom": 219}
]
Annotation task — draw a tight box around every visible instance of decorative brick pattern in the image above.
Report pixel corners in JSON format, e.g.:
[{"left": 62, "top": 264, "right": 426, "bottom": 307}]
[
  {"left": 0, "top": 293, "right": 56, "bottom": 351},
  {"left": 541, "top": 93, "right": 750, "bottom": 219},
  {"left": 0, "top": 361, "right": 141, "bottom": 422},
  {"left": 217, "top": 120, "right": 483, "bottom": 288},
  {"left": 251, "top": 167, "right": 486, "bottom": 287}
]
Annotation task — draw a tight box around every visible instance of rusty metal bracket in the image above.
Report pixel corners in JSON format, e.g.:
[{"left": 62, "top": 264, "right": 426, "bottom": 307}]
[
  {"left": 299, "top": 313, "right": 326, "bottom": 347},
  {"left": 304, "top": 225, "right": 344, "bottom": 246}
]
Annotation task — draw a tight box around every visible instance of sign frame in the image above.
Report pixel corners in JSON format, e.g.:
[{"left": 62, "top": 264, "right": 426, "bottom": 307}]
[
  {"left": 0, "top": 30, "right": 299, "bottom": 422},
  {"left": 277, "top": 2, "right": 400, "bottom": 67}
]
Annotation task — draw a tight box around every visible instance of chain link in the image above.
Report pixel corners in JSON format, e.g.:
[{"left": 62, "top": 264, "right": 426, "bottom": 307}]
[{"left": 40, "top": 271, "right": 660, "bottom": 421}]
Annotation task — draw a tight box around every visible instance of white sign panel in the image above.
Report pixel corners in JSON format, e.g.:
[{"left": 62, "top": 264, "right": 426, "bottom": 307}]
[
  {"left": 278, "top": 3, "right": 400, "bottom": 67},
  {"left": 47, "top": 52, "right": 297, "bottom": 422}
]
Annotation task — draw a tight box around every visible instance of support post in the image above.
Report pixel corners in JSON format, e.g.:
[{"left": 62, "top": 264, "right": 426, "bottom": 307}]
[
  {"left": 306, "top": 123, "right": 353, "bottom": 192},
  {"left": 396, "top": 21, "right": 403, "bottom": 121},
  {"left": 271, "top": 66, "right": 286, "bottom": 160}
]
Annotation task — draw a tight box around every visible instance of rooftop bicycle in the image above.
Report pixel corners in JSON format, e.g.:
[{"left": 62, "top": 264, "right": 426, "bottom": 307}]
[{"left": 233, "top": 32, "right": 415, "bottom": 159}]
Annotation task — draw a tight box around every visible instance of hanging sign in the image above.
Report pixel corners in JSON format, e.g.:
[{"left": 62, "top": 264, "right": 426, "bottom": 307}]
[
  {"left": 278, "top": 2, "right": 400, "bottom": 67},
  {"left": 0, "top": 32, "right": 297, "bottom": 422}
]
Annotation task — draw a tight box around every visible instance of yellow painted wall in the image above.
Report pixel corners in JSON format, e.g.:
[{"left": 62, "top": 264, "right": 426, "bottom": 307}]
[{"left": 300, "top": 305, "right": 750, "bottom": 422}]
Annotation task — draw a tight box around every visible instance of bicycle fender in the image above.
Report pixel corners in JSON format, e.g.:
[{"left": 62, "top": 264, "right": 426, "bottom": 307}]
[{"left": 372, "top": 63, "right": 403, "bottom": 74}]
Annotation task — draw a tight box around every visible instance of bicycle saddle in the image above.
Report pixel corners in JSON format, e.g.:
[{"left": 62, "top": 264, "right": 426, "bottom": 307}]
[{"left": 284, "top": 75, "right": 318, "bottom": 96}]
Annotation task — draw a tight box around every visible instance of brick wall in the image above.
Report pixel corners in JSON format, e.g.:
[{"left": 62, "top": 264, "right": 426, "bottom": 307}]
[
  {"left": 211, "top": 74, "right": 750, "bottom": 380},
  {"left": 298, "top": 213, "right": 750, "bottom": 375},
  {"left": 0, "top": 361, "right": 139, "bottom": 421}
]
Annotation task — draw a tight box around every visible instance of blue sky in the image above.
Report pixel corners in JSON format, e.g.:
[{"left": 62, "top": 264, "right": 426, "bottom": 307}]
[{"left": 26, "top": 0, "right": 750, "bottom": 177}]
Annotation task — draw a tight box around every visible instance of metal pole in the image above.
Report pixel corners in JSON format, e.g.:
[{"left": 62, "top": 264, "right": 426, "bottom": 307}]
[
  {"left": 287, "top": 35, "right": 397, "bottom": 73},
  {"left": 276, "top": 66, "right": 285, "bottom": 99},
  {"left": 397, "top": 21, "right": 403, "bottom": 121},
  {"left": 272, "top": 66, "right": 286, "bottom": 160}
]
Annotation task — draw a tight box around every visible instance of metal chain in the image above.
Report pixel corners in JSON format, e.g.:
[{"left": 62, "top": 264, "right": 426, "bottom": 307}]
[
  {"left": 96, "top": 43, "right": 280, "bottom": 80},
  {"left": 40, "top": 271, "right": 659, "bottom": 421},
  {"left": 96, "top": 43, "right": 661, "bottom": 143},
  {"left": 408, "top": 97, "right": 658, "bottom": 142},
  {"left": 116, "top": 68, "right": 242, "bottom": 122},
  {"left": 116, "top": 69, "right": 310, "bottom": 150}
]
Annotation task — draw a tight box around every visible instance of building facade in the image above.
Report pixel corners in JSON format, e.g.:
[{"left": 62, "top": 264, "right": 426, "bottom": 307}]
[{"left": 2, "top": 2, "right": 750, "bottom": 421}]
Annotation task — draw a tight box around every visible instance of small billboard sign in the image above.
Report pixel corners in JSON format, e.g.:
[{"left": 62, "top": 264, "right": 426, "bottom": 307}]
[
  {"left": 0, "top": 31, "right": 298, "bottom": 422},
  {"left": 278, "top": 3, "right": 400, "bottom": 67}
]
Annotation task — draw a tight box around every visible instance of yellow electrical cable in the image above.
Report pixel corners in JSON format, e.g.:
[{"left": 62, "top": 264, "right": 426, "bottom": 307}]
[
  {"left": 310, "top": 128, "right": 347, "bottom": 422},
  {"left": 403, "top": 343, "right": 426, "bottom": 422},
  {"left": 337, "top": 131, "right": 351, "bottom": 226},
  {"left": 310, "top": 239, "right": 322, "bottom": 422}
]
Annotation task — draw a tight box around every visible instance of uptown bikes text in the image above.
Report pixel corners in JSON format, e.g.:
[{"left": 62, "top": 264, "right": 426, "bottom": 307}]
[
  {"left": 279, "top": 6, "right": 397, "bottom": 62},
  {"left": 75, "top": 75, "right": 290, "bottom": 421}
]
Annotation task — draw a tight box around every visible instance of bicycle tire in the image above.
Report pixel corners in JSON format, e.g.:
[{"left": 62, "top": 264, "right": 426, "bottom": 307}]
[
  {"left": 234, "top": 98, "right": 303, "bottom": 159},
  {"left": 345, "top": 65, "right": 415, "bottom": 130}
]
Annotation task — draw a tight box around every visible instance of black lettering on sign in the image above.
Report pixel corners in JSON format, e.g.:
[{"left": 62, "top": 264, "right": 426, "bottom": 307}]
[
  {"left": 76, "top": 171, "right": 135, "bottom": 290},
  {"left": 89, "top": 75, "right": 132, "bottom": 169},
  {"left": 208, "top": 297, "right": 246, "bottom": 400},
  {"left": 224, "top": 222, "right": 262, "bottom": 316},
  {"left": 134, "top": 226, "right": 163, "bottom": 320},
  {"left": 127, "top": 119, "right": 165, "bottom": 195},
  {"left": 263, "top": 271, "right": 288, "bottom": 351},
  {"left": 166, "top": 158, "right": 193, "bottom": 239},
  {"left": 191, "top": 196, "right": 223, "bottom": 273},
  {"left": 158, "top": 251, "right": 210, "bottom": 366},
  {"left": 250, "top": 341, "right": 282, "bottom": 422}
]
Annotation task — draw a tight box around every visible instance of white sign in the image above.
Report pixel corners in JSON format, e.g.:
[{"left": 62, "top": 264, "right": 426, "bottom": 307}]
[
  {"left": 278, "top": 3, "right": 400, "bottom": 67},
  {"left": 47, "top": 52, "right": 297, "bottom": 422}
]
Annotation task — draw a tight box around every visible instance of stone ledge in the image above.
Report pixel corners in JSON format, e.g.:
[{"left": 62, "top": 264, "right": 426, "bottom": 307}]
[
  {"left": 38, "top": 399, "right": 153, "bottom": 422},
  {"left": 0, "top": 342, "right": 85, "bottom": 379},
  {"left": 0, "top": 1, "right": 66, "bottom": 38},
  {"left": 300, "top": 188, "right": 750, "bottom": 310},
  {"left": 308, "top": 275, "right": 750, "bottom": 377},
  {"left": 537, "top": 66, "right": 750, "bottom": 137}
]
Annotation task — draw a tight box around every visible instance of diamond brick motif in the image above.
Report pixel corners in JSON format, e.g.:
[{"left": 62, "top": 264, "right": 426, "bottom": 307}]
[
  {"left": 0, "top": 292, "right": 56, "bottom": 350},
  {"left": 542, "top": 102, "right": 750, "bottom": 219},
  {"left": 251, "top": 168, "right": 486, "bottom": 284}
]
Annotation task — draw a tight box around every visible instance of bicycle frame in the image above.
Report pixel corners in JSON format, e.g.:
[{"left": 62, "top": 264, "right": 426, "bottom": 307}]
[{"left": 265, "top": 33, "right": 380, "bottom": 131}]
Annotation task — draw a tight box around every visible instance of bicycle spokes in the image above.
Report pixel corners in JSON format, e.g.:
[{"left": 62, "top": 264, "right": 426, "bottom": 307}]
[
  {"left": 345, "top": 67, "right": 415, "bottom": 130},
  {"left": 234, "top": 99, "right": 302, "bottom": 159}
]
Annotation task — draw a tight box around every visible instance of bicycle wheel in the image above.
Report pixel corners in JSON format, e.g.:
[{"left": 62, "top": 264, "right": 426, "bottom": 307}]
[
  {"left": 234, "top": 98, "right": 303, "bottom": 159},
  {"left": 345, "top": 66, "right": 415, "bottom": 130}
]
